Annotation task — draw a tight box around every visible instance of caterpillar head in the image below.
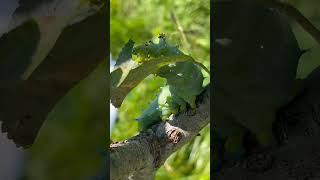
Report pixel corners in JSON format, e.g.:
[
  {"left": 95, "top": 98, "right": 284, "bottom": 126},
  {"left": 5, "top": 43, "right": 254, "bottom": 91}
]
[
  {"left": 158, "top": 33, "right": 165, "bottom": 39},
  {"left": 132, "top": 33, "right": 181, "bottom": 62},
  {"left": 132, "top": 42, "right": 150, "bottom": 58},
  {"left": 132, "top": 40, "right": 157, "bottom": 61}
]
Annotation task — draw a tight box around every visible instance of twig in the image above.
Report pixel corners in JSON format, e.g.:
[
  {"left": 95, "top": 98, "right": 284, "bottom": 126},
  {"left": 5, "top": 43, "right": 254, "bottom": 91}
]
[
  {"left": 169, "top": 11, "right": 191, "bottom": 51},
  {"left": 169, "top": 11, "right": 210, "bottom": 74}
]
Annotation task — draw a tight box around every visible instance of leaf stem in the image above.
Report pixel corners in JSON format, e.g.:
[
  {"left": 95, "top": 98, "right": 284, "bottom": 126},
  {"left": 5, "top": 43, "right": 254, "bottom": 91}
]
[{"left": 190, "top": 58, "right": 211, "bottom": 75}]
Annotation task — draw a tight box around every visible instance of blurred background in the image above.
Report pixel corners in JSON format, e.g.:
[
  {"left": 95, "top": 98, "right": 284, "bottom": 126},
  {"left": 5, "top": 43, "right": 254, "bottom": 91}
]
[
  {"left": 0, "top": 60, "right": 107, "bottom": 180},
  {"left": 23, "top": 61, "right": 107, "bottom": 180},
  {"left": 289, "top": 0, "right": 320, "bottom": 78},
  {"left": 110, "top": 0, "right": 210, "bottom": 179},
  {"left": 0, "top": 0, "right": 107, "bottom": 179}
]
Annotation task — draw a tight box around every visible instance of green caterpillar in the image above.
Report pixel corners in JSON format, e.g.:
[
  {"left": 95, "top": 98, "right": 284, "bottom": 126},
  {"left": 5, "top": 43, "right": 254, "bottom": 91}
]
[
  {"left": 134, "top": 34, "right": 205, "bottom": 130},
  {"left": 132, "top": 33, "right": 182, "bottom": 61}
]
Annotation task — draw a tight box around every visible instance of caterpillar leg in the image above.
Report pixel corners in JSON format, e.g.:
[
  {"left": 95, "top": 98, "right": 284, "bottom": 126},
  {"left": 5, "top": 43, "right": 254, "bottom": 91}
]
[
  {"left": 183, "top": 95, "right": 196, "bottom": 109},
  {"left": 236, "top": 108, "right": 277, "bottom": 148},
  {"left": 214, "top": 111, "right": 247, "bottom": 161},
  {"left": 158, "top": 86, "right": 178, "bottom": 120},
  {"left": 224, "top": 133, "right": 246, "bottom": 160},
  {"left": 255, "top": 130, "right": 275, "bottom": 148},
  {"left": 171, "top": 93, "right": 187, "bottom": 112}
]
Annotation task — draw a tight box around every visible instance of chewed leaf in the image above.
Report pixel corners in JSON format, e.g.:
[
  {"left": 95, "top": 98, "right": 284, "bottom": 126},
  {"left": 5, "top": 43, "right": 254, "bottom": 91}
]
[
  {"left": 111, "top": 39, "right": 137, "bottom": 89},
  {"left": 110, "top": 54, "right": 197, "bottom": 108},
  {"left": 115, "top": 39, "right": 135, "bottom": 66},
  {"left": 110, "top": 59, "right": 138, "bottom": 90},
  {"left": 0, "top": 6, "right": 107, "bottom": 148},
  {"left": 111, "top": 35, "right": 210, "bottom": 108}
]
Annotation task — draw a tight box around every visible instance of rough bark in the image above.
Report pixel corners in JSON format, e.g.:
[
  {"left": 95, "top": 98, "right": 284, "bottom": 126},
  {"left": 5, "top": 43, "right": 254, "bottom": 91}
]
[
  {"left": 110, "top": 86, "right": 210, "bottom": 180},
  {"left": 213, "top": 66, "right": 320, "bottom": 179}
]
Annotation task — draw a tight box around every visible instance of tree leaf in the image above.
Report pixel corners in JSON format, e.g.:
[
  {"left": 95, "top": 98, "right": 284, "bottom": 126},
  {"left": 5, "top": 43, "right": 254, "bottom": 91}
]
[
  {"left": 0, "top": 20, "right": 40, "bottom": 79},
  {"left": 115, "top": 39, "right": 134, "bottom": 66},
  {"left": 0, "top": 5, "right": 107, "bottom": 148},
  {"left": 110, "top": 54, "right": 197, "bottom": 108}
]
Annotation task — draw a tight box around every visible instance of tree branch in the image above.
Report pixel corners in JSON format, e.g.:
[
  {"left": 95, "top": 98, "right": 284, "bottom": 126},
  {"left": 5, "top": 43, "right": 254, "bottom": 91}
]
[
  {"left": 110, "top": 86, "right": 210, "bottom": 180},
  {"left": 214, "top": 67, "right": 320, "bottom": 179}
]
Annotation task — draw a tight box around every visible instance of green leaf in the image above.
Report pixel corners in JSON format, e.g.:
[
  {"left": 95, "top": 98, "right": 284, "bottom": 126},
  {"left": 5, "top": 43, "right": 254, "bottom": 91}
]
[
  {"left": 0, "top": 20, "right": 40, "bottom": 79},
  {"left": 115, "top": 39, "right": 134, "bottom": 66},
  {"left": 0, "top": 5, "right": 107, "bottom": 148},
  {"left": 110, "top": 54, "right": 199, "bottom": 108}
]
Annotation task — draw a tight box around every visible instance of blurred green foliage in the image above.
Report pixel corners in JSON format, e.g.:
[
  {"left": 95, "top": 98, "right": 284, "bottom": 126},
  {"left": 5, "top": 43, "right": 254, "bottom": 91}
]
[
  {"left": 24, "top": 61, "right": 107, "bottom": 179},
  {"left": 110, "top": 0, "right": 210, "bottom": 179},
  {"left": 290, "top": 0, "right": 320, "bottom": 78}
]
